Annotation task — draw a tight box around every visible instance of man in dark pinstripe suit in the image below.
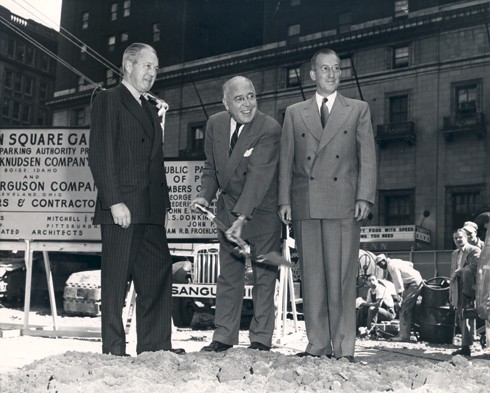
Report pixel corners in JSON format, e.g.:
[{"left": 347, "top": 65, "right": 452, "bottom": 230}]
[{"left": 88, "top": 43, "right": 184, "bottom": 356}]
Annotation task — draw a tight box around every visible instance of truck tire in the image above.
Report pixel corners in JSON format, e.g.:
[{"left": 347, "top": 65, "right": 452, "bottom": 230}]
[{"left": 172, "top": 297, "right": 195, "bottom": 327}]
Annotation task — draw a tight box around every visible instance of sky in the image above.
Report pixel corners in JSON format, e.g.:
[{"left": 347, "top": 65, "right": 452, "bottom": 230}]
[{"left": 2, "top": 0, "right": 62, "bottom": 31}]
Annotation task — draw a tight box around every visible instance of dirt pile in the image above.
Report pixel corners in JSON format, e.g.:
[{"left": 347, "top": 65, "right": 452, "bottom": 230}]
[{"left": 1, "top": 347, "right": 489, "bottom": 393}]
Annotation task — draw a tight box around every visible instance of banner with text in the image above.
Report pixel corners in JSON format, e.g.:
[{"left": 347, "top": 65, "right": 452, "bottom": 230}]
[{"left": 0, "top": 128, "right": 214, "bottom": 241}]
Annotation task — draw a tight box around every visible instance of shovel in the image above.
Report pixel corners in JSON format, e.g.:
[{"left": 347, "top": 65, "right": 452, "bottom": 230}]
[{"left": 194, "top": 204, "right": 293, "bottom": 268}]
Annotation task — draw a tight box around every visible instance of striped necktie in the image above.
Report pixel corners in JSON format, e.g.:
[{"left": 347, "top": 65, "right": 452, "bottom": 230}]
[
  {"left": 320, "top": 97, "right": 329, "bottom": 128},
  {"left": 229, "top": 122, "right": 242, "bottom": 156}
]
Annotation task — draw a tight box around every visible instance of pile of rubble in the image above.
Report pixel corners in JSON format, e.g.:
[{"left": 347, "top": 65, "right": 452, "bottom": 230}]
[{"left": 1, "top": 345, "right": 489, "bottom": 393}]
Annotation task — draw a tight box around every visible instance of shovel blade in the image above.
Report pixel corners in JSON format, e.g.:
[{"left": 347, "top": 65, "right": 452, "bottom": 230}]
[{"left": 257, "top": 251, "right": 294, "bottom": 268}]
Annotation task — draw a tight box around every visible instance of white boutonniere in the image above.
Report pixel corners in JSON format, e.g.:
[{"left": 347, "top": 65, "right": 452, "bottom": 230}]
[{"left": 243, "top": 148, "right": 254, "bottom": 157}]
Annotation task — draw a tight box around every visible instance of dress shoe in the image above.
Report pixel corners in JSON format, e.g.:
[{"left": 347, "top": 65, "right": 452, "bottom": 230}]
[
  {"left": 104, "top": 350, "right": 130, "bottom": 357},
  {"left": 295, "top": 351, "right": 321, "bottom": 358},
  {"left": 337, "top": 355, "right": 355, "bottom": 363},
  {"left": 201, "top": 340, "right": 233, "bottom": 352},
  {"left": 165, "top": 348, "right": 186, "bottom": 355},
  {"left": 451, "top": 346, "right": 471, "bottom": 357},
  {"left": 248, "top": 342, "right": 271, "bottom": 351}
]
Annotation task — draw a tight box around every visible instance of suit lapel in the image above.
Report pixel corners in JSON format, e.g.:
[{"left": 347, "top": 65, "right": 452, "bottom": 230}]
[
  {"left": 213, "top": 115, "right": 232, "bottom": 185},
  {"left": 119, "top": 84, "right": 155, "bottom": 139},
  {"left": 220, "top": 113, "right": 261, "bottom": 190},
  {"left": 147, "top": 106, "right": 162, "bottom": 159},
  {"left": 317, "top": 93, "right": 352, "bottom": 153},
  {"left": 299, "top": 97, "right": 323, "bottom": 142}
]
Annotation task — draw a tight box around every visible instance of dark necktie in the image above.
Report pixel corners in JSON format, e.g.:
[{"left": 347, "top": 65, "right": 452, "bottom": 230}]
[
  {"left": 229, "top": 122, "right": 242, "bottom": 156},
  {"left": 140, "top": 95, "right": 154, "bottom": 125},
  {"left": 320, "top": 97, "right": 329, "bottom": 128}
]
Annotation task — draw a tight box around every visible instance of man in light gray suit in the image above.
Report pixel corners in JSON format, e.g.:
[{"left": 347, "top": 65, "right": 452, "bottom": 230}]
[{"left": 278, "top": 48, "right": 377, "bottom": 361}]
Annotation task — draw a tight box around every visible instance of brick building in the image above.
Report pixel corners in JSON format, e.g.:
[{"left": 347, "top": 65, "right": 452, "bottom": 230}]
[
  {"left": 0, "top": 5, "right": 57, "bottom": 126},
  {"left": 48, "top": 0, "right": 490, "bottom": 250}
]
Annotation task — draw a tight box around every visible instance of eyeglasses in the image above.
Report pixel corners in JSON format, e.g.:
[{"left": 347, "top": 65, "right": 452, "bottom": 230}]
[{"left": 233, "top": 93, "right": 256, "bottom": 104}]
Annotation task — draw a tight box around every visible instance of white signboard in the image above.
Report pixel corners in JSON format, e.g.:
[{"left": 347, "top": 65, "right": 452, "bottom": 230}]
[
  {"left": 360, "top": 225, "right": 430, "bottom": 243},
  {"left": 165, "top": 161, "right": 217, "bottom": 238},
  {"left": 0, "top": 128, "right": 98, "bottom": 241},
  {"left": 0, "top": 128, "right": 215, "bottom": 241}
]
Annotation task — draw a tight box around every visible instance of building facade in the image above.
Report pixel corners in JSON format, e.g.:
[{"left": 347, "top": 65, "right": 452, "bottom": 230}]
[
  {"left": 0, "top": 5, "right": 57, "bottom": 127},
  {"left": 48, "top": 0, "right": 490, "bottom": 250}
]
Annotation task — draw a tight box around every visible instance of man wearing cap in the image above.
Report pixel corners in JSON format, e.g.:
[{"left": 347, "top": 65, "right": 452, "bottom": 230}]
[
  {"left": 449, "top": 228, "right": 481, "bottom": 356},
  {"left": 375, "top": 254, "right": 423, "bottom": 342},
  {"left": 463, "top": 221, "right": 484, "bottom": 250}
]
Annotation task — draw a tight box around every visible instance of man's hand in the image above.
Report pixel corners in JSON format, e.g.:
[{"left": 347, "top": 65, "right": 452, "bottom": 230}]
[
  {"left": 190, "top": 197, "right": 209, "bottom": 212},
  {"left": 355, "top": 200, "right": 371, "bottom": 221},
  {"left": 225, "top": 216, "right": 247, "bottom": 243},
  {"left": 278, "top": 204, "right": 292, "bottom": 225},
  {"left": 451, "top": 269, "right": 462, "bottom": 281},
  {"left": 110, "top": 203, "right": 131, "bottom": 229}
]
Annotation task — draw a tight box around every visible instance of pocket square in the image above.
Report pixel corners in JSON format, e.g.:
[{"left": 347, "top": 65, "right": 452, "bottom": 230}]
[{"left": 243, "top": 148, "right": 254, "bottom": 157}]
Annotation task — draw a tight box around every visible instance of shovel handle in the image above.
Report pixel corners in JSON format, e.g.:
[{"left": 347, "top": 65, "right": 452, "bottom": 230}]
[
  {"left": 194, "top": 203, "right": 249, "bottom": 250},
  {"left": 194, "top": 204, "right": 228, "bottom": 232}
]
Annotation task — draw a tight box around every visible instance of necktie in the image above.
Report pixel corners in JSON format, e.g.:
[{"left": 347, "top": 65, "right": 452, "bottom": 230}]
[
  {"left": 320, "top": 97, "right": 329, "bottom": 128},
  {"left": 140, "top": 95, "right": 154, "bottom": 125},
  {"left": 229, "top": 122, "right": 242, "bottom": 156}
]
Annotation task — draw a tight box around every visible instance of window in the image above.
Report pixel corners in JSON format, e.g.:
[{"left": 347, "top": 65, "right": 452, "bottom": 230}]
[
  {"left": 4, "top": 70, "right": 13, "bottom": 89},
  {"left": 12, "top": 101, "right": 21, "bottom": 120},
  {"left": 340, "top": 57, "right": 352, "bottom": 78},
  {"left": 2, "top": 97, "right": 10, "bottom": 117},
  {"left": 24, "top": 76, "right": 33, "bottom": 95},
  {"left": 106, "top": 69, "right": 117, "bottom": 86},
  {"left": 288, "top": 24, "right": 300, "bottom": 36},
  {"left": 7, "top": 38, "right": 15, "bottom": 57},
  {"left": 290, "top": 0, "right": 301, "bottom": 5},
  {"left": 108, "top": 35, "right": 116, "bottom": 52},
  {"left": 25, "top": 45, "right": 34, "bottom": 65},
  {"left": 14, "top": 73, "right": 22, "bottom": 92},
  {"left": 445, "top": 186, "right": 482, "bottom": 248},
  {"left": 15, "top": 42, "right": 25, "bottom": 62},
  {"left": 110, "top": 3, "right": 118, "bottom": 20},
  {"left": 40, "top": 53, "right": 50, "bottom": 71},
  {"left": 39, "top": 82, "right": 49, "bottom": 100},
  {"left": 286, "top": 66, "right": 300, "bottom": 87},
  {"left": 456, "top": 84, "right": 477, "bottom": 116},
  {"left": 395, "top": 0, "right": 409, "bottom": 18},
  {"left": 123, "top": 0, "right": 131, "bottom": 17},
  {"left": 152, "top": 23, "right": 160, "bottom": 42},
  {"left": 37, "top": 109, "right": 47, "bottom": 125},
  {"left": 338, "top": 11, "right": 352, "bottom": 34},
  {"left": 81, "top": 12, "right": 89, "bottom": 29},
  {"left": 21, "top": 104, "right": 31, "bottom": 123},
  {"left": 188, "top": 123, "right": 206, "bottom": 157},
  {"left": 393, "top": 45, "right": 409, "bottom": 68},
  {"left": 81, "top": 44, "right": 87, "bottom": 60},
  {"left": 379, "top": 189, "right": 414, "bottom": 226},
  {"left": 121, "top": 32, "right": 128, "bottom": 42},
  {"left": 389, "top": 95, "right": 408, "bottom": 123},
  {"left": 74, "top": 108, "right": 86, "bottom": 126}
]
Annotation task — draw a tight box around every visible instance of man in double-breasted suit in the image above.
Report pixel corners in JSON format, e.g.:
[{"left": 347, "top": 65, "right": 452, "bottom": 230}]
[
  {"left": 278, "top": 48, "right": 377, "bottom": 361},
  {"left": 192, "top": 76, "right": 282, "bottom": 352},
  {"left": 89, "top": 43, "right": 183, "bottom": 356}
]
